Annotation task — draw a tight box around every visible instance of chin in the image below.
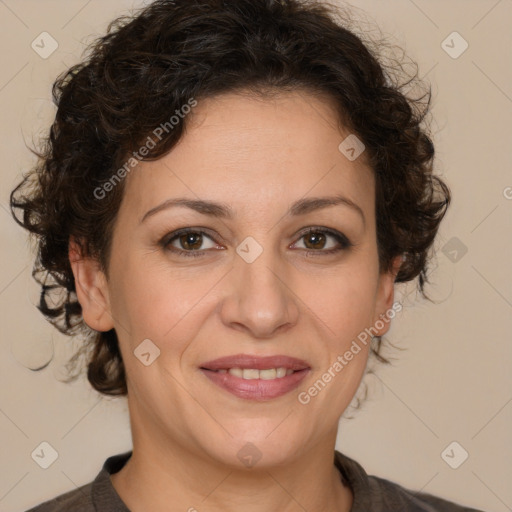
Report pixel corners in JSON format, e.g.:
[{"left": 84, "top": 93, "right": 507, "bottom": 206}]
[{"left": 199, "top": 430, "right": 305, "bottom": 470}]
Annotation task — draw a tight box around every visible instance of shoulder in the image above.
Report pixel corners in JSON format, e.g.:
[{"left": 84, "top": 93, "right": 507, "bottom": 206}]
[
  {"left": 334, "top": 450, "right": 486, "bottom": 512},
  {"left": 366, "top": 473, "right": 485, "bottom": 512},
  {"left": 24, "top": 482, "right": 95, "bottom": 512},
  {"left": 24, "top": 451, "right": 132, "bottom": 512}
]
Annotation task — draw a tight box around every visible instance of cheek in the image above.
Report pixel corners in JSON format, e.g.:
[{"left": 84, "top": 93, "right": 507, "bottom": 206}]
[
  {"left": 297, "top": 269, "right": 376, "bottom": 412},
  {"left": 303, "top": 264, "right": 379, "bottom": 341},
  {"left": 109, "top": 259, "right": 215, "bottom": 347}
]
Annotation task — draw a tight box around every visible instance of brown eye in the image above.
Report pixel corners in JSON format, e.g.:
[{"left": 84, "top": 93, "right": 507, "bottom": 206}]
[
  {"left": 303, "top": 231, "right": 327, "bottom": 250},
  {"left": 177, "top": 232, "right": 204, "bottom": 251},
  {"left": 161, "top": 228, "right": 219, "bottom": 258},
  {"left": 293, "top": 227, "right": 352, "bottom": 255}
]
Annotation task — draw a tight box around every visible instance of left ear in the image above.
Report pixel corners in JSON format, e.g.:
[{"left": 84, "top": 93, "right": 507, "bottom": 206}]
[{"left": 372, "top": 254, "right": 403, "bottom": 337}]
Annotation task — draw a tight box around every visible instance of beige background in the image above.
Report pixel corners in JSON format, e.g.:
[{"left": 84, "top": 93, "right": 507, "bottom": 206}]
[{"left": 1, "top": 0, "right": 511, "bottom": 511}]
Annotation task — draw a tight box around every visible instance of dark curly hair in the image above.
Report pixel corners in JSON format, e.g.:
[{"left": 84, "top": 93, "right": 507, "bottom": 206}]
[{"left": 10, "top": 0, "right": 450, "bottom": 397}]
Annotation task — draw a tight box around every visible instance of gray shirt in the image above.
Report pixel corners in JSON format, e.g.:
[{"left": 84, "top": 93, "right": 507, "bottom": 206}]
[{"left": 25, "top": 450, "right": 485, "bottom": 511}]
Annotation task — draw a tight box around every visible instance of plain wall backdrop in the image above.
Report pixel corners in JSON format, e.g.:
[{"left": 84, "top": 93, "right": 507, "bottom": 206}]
[{"left": 1, "top": 0, "right": 511, "bottom": 511}]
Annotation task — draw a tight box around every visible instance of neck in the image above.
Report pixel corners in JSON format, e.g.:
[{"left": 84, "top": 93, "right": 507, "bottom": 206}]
[{"left": 110, "top": 437, "right": 353, "bottom": 512}]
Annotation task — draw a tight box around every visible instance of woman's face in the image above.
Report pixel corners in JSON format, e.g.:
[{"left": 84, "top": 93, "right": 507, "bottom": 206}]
[{"left": 75, "top": 90, "right": 399, "bottom": 468}]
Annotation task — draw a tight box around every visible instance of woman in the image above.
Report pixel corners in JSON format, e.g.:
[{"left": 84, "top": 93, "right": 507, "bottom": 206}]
[{"left": 11, "top": 0, "right": 485, "bottom": 510}]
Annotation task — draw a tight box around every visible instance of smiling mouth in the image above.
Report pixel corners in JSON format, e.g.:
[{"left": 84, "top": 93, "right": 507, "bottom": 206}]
[
  {"left": 199, "top": 353, "right": 311, "bottom": 400},
  {"left": 201, "top": 367, "right": 296, "bottom": 379},
  {"left": 199, "top": 367, "right": 310, "bottom": 401}
]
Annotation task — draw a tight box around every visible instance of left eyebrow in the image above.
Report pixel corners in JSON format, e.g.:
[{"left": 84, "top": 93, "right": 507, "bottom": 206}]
[
  {"left": 140, "top": 194, "right": 365, "bottom": 227},
  {"left": 288, "top": 195, "right": 365, "bottom": 227}
]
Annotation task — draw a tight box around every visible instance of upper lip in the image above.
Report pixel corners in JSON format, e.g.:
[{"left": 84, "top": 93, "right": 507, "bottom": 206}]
[{"left": 200, "top": 354, "right": 311, "bottom": 371}]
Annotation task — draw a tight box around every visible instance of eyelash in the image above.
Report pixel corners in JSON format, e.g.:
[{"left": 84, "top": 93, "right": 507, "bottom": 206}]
[{"left": 160, "top": 227, "right": 353, "bottom": 258}]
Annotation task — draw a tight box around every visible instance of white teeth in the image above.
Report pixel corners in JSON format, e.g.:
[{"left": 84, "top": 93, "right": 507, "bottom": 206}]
[
  {"left": 259, "top": 368, "right": 276, "bottom": 380},
  {"left": 223, "top": 367, "right": 295, "bottom": 379},
  {"left": 242, "top": 369, "right": 260, "bottom": 379},
  {"left": 228, "top": 368, "right": 243, "bottom": 378}
]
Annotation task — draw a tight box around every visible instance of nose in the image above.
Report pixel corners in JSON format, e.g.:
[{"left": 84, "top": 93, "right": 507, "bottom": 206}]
[{"left": 219, "top": 245, "right": 300, "bottom": 339}]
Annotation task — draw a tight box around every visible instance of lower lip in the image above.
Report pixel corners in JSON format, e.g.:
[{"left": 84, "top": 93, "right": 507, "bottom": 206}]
[{"left": 200, "top": 368, "right": 310, "bottom": 401}]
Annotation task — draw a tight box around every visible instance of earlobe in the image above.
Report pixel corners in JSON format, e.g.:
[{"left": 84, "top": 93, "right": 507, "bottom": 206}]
[
  {"left": 373, "top": 254, "right": 403, "bottom": 336},
  {"left": 69, "top": 239, "right": 114, "bottom": 332}
]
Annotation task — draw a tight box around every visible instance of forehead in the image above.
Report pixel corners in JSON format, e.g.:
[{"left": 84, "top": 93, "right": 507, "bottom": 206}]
[{"left": 122, "top": 90, "right": 375, "bottom": 222}]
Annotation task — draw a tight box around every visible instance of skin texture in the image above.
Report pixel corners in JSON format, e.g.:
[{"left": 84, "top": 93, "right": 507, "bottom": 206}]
[{"left": 70, "top": 89, "right": 402, "bottom": 512}]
